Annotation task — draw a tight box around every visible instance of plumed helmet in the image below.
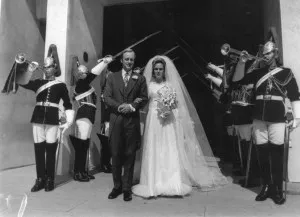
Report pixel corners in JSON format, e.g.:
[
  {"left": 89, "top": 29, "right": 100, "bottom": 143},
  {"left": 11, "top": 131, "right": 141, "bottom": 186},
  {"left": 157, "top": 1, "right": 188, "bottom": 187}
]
[
  {"left": 73, "top": 64, "right": 88, "bottom": 81},
  {"left": 78, "top": 65, "right": 88, "bottom": 74},
  {"left": 44, "top": 56, "right": 55, "bottom": 68},
  {"left": 263, "top": 41, "right": 276, "bottom": 55},
  {"left": 46, "top": 44, "right": 61, "bottom": 77}
]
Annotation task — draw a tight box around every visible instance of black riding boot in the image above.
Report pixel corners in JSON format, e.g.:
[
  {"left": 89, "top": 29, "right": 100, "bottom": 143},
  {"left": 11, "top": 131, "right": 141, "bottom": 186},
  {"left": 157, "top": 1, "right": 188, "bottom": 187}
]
[
  {"left": 69, "top": 135, "right": 80, "bottom": 175},
  {"left": 270, "top": 144, "right": 285, "bottom": 205},
  {"left": 81, "top": 139, "right": 95, "bottom": 180},
  {"left": 232, "top": 136, "right": 244, "bottom": 176},
  {"left": 239, "top": 140, "right": 261, "bottom": 187},
  {"left": 255, "top": 143, "right": 272, "bottom": 201},
  {"left": 69, "top": 136, "right": 89, "bottom": 182},
  {"left": 31, "top": 142, "right": 46, "bottom": 192},
  {"left": 45, "top": 142, "right": 58, "bottom": 192}
]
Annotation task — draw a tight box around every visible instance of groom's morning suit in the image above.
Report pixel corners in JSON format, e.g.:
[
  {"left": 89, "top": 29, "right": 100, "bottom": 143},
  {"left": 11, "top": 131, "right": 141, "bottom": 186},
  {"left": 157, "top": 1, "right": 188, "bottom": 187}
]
[{"left": 104, "top": 69, "right": 148, "bottom": 193}]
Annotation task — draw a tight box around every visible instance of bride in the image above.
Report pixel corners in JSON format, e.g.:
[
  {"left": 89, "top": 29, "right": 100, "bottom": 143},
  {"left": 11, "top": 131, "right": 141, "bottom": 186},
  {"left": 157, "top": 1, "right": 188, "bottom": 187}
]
[{"left": 132, "top": 55, "right": 228, "bottom": 198}]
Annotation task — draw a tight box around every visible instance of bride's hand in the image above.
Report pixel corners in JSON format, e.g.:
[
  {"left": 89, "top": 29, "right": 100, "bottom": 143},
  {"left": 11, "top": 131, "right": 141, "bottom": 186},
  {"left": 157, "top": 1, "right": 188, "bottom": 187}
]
[
  {"left": 162, "top": 111, "right": 171, "bottom": 118},
  {"left": 134, "top": 98, "right": 142, "bottom": 104}
]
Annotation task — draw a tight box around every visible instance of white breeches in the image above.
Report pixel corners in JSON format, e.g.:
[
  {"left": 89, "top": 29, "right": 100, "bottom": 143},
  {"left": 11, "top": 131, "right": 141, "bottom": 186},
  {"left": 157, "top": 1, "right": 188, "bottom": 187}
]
[
  {"left": 76, "top": 118, "right": 93, "bottom": 140},
  {"left": 32, "top": 124, "right": 58, "bottom": 143},
  {"left": 234, "top": 124, "right": 253, "bottom": 142},
  {"left": 252, "top": 119, "right": 285, "bottom": 145}
]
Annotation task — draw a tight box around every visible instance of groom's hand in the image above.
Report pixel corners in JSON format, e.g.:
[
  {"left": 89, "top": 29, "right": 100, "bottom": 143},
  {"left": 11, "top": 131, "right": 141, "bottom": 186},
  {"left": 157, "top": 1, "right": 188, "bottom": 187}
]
[
  {"left": 118, "top": 103, "right": 126, "bottom": 113},
  {"left": 119, "top": 103, "right": 134, "bottom": 113}
]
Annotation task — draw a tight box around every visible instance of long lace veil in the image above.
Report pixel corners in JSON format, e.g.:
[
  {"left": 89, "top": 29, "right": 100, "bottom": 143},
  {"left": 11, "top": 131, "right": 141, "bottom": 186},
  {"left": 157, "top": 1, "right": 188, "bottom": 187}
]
[{"left": 143, "top": 55, "right": 228, "bottom": 190}]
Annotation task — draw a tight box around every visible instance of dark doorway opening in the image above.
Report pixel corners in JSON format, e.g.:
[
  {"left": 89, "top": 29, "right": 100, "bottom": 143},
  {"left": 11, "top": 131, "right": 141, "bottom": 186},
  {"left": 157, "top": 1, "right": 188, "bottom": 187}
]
[{"left": 102, "top": 0, "right": 264, "bottom": 157}]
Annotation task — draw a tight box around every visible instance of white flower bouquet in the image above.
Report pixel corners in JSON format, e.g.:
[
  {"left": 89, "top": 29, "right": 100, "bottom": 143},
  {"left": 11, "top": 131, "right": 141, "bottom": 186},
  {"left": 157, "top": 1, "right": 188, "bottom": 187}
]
[{"left": 156, "top": 85, "right": 178, "bottom": 119}]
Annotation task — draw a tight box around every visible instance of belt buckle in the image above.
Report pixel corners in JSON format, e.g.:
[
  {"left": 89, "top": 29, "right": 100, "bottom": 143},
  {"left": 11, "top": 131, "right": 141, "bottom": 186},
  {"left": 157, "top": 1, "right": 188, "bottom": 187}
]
[
  {"left": 43, "top": 102, "right": 50, "bottom": 106},
  {"left": 263, "top": 95, "right": 271, "bottom": 100}
]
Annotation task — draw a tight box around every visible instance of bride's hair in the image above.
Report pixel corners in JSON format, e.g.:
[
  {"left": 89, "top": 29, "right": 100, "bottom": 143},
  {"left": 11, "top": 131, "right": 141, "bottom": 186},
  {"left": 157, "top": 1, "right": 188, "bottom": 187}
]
[{"left": 151, "top": 57, "right": 166, "bottom": 81}]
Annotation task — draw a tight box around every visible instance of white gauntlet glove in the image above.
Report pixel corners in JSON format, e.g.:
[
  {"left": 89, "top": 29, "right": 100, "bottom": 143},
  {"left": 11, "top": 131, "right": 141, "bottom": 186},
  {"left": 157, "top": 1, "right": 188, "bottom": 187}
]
[
  {"left": 91, "top": 55, "right": 113, "bottom": 76},
  {"left": 290, "top": 101, "right": 300, "bottom": 129},
  {"left": 207, "top": 63, "right": 224, "bottom": 77},
  {"left": 59, "top": 110, "right": 75, "bottom": 134},
  {"left": 205, "top": 73, "right": 222, "bottom": 87}
]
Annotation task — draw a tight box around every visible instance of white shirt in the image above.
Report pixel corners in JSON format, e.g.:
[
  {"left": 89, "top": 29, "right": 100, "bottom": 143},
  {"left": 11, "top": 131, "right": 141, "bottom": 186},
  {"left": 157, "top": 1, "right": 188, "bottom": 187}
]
[
  {"left": 120, "top": 69, "right": 135, "bottom": 112},
  {"left": 122, "top": 69, "right": 132, "bottom": 81}
]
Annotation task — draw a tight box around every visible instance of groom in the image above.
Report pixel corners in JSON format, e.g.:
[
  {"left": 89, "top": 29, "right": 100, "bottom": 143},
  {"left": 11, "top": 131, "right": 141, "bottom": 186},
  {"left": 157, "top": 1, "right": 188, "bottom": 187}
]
[{"left": 103, "top": 48, "right": 148, "bottom": 201}]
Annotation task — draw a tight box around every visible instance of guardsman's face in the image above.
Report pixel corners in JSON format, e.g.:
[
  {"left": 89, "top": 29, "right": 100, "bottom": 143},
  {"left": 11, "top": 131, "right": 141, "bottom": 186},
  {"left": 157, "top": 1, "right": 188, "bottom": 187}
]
[
  {"left": 44, "top": 66, "right": 55, "bottom": 78},
  {"left": 121, "top": 52, "right": 135, "bottom": 72},
  {"left": 263, "top": 51, "right": 276, "bottom": 66}
]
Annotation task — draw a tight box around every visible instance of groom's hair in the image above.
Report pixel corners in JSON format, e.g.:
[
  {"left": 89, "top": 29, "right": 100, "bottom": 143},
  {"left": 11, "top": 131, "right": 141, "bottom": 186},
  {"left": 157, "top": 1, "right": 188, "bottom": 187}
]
[{"left": 122, "top": 48, "right": 136, "bottom": 59}]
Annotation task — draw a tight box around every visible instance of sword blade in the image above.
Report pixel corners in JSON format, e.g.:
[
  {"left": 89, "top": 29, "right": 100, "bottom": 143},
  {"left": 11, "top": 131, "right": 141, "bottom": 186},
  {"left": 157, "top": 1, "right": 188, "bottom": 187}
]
[
  {"left": 162, "top": 45, "right": 179, "bottom": 56},
  {"left": 113, "top": 30, "right": 162, "bottom": 59}
]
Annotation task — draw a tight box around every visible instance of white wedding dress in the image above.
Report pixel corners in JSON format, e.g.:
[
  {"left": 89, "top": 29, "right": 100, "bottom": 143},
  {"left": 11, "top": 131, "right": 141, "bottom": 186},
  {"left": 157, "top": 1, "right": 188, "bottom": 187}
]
[
  {"left": 132, "top": 81, "right": 192, "bottom": 197},
  {"left": 132, "top": 56, "right": 228, "bottom": 198}
]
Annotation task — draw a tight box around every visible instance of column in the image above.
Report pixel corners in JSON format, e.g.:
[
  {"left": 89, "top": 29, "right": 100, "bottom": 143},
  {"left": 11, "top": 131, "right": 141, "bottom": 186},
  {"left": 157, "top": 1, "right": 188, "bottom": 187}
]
[{"left": 45, "top": 0, "right": 69, "bottom": 82}]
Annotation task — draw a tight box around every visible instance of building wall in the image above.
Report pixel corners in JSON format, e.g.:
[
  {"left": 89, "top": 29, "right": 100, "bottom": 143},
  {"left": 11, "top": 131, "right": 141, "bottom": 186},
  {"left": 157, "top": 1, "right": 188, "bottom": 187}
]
[
  {"left": 279, "top": 0, "right": 300, "bottom": 182},
  {"left": 263, "top": 0, "right": 300, "bottom": 181},
  {"left": 0, "top": 0, "right": 46, "bottom": 170}
]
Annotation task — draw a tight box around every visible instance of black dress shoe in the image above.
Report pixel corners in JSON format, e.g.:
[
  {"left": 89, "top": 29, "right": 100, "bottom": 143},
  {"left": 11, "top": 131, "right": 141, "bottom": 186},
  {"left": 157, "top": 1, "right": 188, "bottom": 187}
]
[
  {"left": 123, "top": 191, "right": 132, "bottom": 202},
  {"left": 87, "top": 174, "right": 95, "bottom": 180},
  {"left": 82, "top": 171, "right": 95, "bottom": 180},
  {"left": 44, "top": 177, "right": 55, "bottom": 192},
  {"left": 74, "top": 172, "right": 90, "bottom": 182},
  {"left": 108, "top": 188, "right": 122, "bottom": 199},
  {"left": 31, "top": 178, "right": 45, "bottom": 192},
  {"left": 255, "top": 184, "right": 271, "bottom": 201}
]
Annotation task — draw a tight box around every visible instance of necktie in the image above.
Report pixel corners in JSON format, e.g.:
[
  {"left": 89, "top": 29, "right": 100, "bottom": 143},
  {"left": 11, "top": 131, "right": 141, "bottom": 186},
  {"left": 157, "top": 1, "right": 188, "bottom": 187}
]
[{"left": 124, "top": 72, "right": 130, "bottom": 87}]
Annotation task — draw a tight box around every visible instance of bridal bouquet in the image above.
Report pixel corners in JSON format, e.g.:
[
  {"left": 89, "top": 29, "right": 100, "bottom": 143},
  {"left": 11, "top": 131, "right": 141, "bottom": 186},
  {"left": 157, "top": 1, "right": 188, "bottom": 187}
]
[{"left": 156, "top": 85, "right": 178, "bottom": 119}]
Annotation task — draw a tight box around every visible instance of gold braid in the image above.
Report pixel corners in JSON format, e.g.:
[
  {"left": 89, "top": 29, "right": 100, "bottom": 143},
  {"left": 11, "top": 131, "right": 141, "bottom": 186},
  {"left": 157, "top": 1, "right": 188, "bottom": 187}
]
[{"left": 270, "top": 71, "right": 294, "bottom": 98}]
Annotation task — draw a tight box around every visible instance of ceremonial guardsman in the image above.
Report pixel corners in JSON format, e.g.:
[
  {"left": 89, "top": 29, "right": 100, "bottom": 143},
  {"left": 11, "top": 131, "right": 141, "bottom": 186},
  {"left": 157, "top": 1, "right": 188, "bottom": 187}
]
[
  {"left": 17, "top": 45, "right": 75, "bottom": 192},
  {"left": 229, "top": 58, "right": 260, "bottom": 187},
  {"left": 69, "top": 56, "right": 113, "bottom": 181},
  {"left": 207, "top": 59, "right": 260, "bottom": 186},
  {"left": 241, "top": 41, "right": 300, "bottom": 205}
]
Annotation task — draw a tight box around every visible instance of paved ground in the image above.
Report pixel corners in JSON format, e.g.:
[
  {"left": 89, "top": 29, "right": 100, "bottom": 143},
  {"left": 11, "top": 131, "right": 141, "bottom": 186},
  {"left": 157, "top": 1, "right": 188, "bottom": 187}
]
[{"left": 1, "top": 164, "right": 300, "bottom": 217}]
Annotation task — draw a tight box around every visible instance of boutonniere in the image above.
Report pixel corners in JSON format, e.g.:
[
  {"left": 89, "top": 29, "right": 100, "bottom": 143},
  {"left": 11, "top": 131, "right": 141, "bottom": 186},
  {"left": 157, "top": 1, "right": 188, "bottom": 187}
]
[{"left": 132, "top": 75, "right": 138, "bottom": 80}]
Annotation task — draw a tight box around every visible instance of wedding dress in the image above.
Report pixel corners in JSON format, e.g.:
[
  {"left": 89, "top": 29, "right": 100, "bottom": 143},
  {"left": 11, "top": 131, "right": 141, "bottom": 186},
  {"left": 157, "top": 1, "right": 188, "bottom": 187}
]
[{"left": 132, "top": 56, "right": 228, "bottom": 198}]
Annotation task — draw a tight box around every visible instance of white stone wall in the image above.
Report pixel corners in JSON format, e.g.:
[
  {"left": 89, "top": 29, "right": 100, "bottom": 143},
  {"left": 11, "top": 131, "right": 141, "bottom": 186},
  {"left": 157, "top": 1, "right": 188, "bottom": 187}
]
[
  {"left": 263, "top": 0, "right": 300, "bottom": 182},
  {"left": 0, "top": 0, "right": 46, "bottom": 170},
  {"left": 280, "top": 0, "right": 300, "bottom": 182}
]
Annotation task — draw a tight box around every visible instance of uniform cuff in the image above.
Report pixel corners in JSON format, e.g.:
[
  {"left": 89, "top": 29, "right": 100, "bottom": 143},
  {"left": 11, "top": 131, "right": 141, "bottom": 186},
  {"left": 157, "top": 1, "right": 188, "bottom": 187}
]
[{"left": 65, "top": 109, "right": 75, "bottom": 124}]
